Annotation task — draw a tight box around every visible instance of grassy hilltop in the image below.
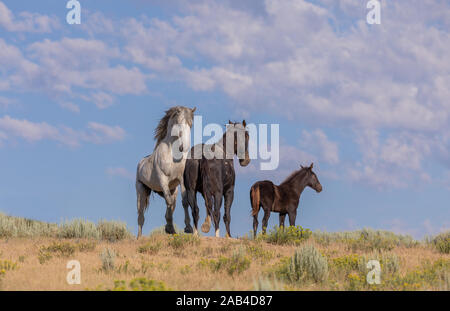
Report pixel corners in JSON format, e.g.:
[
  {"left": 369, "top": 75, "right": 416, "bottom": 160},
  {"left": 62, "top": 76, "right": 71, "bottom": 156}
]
[{"left": 0, "top": 212, "right": 449, "bottom": 291}]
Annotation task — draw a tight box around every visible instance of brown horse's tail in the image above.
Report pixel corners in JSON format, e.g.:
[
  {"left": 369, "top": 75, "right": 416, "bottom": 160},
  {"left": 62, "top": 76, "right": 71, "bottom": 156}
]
[
  {"left": 200, "top": 158, "right": 215, "bottom": 233},
  {"left": 250, "top": 184, "right": 260, "bottom": 217}
]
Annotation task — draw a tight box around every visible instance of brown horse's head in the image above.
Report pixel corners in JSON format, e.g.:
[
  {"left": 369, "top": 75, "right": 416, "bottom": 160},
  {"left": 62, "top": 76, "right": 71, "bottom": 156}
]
[
  {"left": 301, "top": 163, "right": 322, "bottom": 193},
  {"left": 227, "top": 120, "right": 250, "bottom": 167}
]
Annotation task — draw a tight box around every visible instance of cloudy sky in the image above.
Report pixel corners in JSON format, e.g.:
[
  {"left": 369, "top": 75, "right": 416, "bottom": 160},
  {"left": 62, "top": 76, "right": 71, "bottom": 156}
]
[{"left": 0, "top": 0, "right": 449, "bottom": 238}]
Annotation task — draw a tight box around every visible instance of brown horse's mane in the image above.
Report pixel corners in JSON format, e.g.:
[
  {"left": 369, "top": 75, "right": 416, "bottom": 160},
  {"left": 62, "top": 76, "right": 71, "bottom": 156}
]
[{"left": 279, "top": 167, "right": 309, "bottom": 187}]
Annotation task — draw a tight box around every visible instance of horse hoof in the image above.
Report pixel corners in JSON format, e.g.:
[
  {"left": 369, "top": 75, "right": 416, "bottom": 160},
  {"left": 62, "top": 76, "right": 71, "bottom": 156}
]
[
  {"left": 201, "top": 223, "right": 210, "bottom": 233},
  {"left": 184, "top": 226, "right": 193, "bottom": 234},
  {"left": 165, "top": 225, "right": 176, "bottom": 234}
]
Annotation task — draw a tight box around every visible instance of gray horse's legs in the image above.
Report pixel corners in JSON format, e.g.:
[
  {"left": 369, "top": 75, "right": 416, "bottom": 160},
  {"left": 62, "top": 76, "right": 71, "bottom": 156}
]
[
  {"left": 138, "top": 213, "right": 145, "bottom": 239},
  {"left": 181, "top": 182, "right": 193, "bottom": 234},
  {"left": 165, "top": 206, "right": 175, "bottom": 234},
  {"left": 164, "top": 187, "right": 178, "bottom": 234},
  {"left": 136, "top": 181, "right": 151, "bottom": 239}
]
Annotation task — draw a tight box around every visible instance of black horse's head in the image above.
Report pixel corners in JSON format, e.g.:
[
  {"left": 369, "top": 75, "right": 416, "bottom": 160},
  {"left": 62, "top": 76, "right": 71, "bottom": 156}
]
[
  {"left": 301, "top": 163, "right": 322, "bottom": 193},
  {"left": 227, "top": 120, "right": 250, "bottom": 167}
]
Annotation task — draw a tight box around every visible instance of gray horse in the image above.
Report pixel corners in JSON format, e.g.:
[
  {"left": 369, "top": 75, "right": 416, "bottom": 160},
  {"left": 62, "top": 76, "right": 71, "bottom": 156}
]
[{"left": 136, "top": 106, "right": 196, "bottom": 238}]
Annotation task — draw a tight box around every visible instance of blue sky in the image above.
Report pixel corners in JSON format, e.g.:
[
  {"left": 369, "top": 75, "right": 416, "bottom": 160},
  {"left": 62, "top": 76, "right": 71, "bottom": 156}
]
[{"left": 0, "top": 0, "right": 449, "bottom": 239}]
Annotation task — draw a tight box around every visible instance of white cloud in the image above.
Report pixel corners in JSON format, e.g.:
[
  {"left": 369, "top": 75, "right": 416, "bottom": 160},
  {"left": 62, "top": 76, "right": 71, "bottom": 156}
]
[
  {"left": 236, "top": 143, "right": 317, "bottom": 183},
  {"left": 1, "top": 0, "right": 449, "bottom": 189},
  {"left": 101, "top": 0, "right": 450, "bottom": 134},
  {"left": 0, "top": 96, "right": 16, "bottom": 108},
  {"left": 58, "top": 101, "right": 80, "bottom": 113},
  {"left": 90, "top": 92, "right": 115, "bottom": 109},
  {"left": 0, "top": 1, "right": 59, "bottom": 33},
  {"left": 0, "top": 115, "right": 60, "bottom": 142},
  {"left": 300, "top": 129, "right": 339, "bottom": 165},
  {"left": 0, "top": 36, "right": 149, "bottom": 110},
  {"left": 0, "top": 115, "right": 125, "bottom": 147},
  {"left": 26, "top": 38, "right": 147, "bottom": 96},
  {"left": 347, "top": 129, "right": 434, "bottom": 188},
  {"left": 85, "top": 122, "right": 126, "bottom": 144}
]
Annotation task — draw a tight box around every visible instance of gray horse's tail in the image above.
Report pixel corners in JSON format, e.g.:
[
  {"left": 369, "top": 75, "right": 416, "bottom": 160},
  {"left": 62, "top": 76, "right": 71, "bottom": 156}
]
[
  {"left": 136, "top": 179, "right": 151, "bottom": 239},
  {"left": 136, "top": 181, "right": 150, "bottom": 213}
]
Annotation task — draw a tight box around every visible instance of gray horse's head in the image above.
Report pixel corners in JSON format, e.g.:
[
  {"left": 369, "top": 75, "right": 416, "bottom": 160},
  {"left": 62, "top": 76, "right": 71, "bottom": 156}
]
[{"left": 154, "top": 106, "right": 196, "bottom": 152}]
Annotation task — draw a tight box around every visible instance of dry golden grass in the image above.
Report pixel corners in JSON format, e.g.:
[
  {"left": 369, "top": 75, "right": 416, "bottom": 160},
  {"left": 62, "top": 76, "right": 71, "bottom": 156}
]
[{"left": 0, "top": 234, "right": 448, "bottom": 291}]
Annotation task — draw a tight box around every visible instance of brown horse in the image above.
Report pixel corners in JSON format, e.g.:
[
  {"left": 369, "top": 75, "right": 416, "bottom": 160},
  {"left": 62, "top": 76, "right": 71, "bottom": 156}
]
[
  {"left": 250, "top": 163, "right": 322, "bottom": 237},
  {"left": 182, "top": 120, "right": 250, "bottom": 237}
]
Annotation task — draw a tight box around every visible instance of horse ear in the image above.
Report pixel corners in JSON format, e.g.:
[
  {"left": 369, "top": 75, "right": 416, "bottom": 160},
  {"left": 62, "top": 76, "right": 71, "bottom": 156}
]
[
  {"left": 229, "top": 120, "right": 233, "bottom": 124},
  {"left": 300, "top": 165, "right": 305, "bottom": 169},
  {"left": 309, "top": 163, "right": 314, "bottom": 169},
  {"left": 242, "top": 120, "right": 246, "bottom": 127},
  {"left": 191, "top": 107, "right": 196, "bottom": 113}
]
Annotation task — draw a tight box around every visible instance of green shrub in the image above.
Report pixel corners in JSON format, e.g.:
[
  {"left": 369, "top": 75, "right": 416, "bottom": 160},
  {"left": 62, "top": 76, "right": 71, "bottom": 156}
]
[
  {"left": 0, "top": 260, "right": 18, "bottom": 271},
  {"left": 246, "top": 243, "right": 274, "bottom": 263},
  {"left": 380, "top": 253, "right": 400, "bottom": 276},
  {"left": 112, "top": 278, "right": 171, "bottom": 291},
  {"left": 76, "top": 241, "right": 96, "bottom": 252},
  {"left": 180, "top": 265, "right": 191, "bottom": 275},
  {"left": 385, "top": 259, "right": 450, "bottom": 290},
  {"left": 201, "top": 247, "right": 251, "bottom": 276},
  {"left": 58, "top": 219, "right": 100, "bottom": 239},
  {"left": 0, "top": 259, "right": 18, "bottom": 280},
  {"left": 258, "top": 226, "right": 312, "bottom": 245},
  {"left": 40, "top": 242, "right": 76, "bottom": 257},
  {"left": 38, "top": 250, "right": 53, "bottom": 264},
  {"left": 100, "top": 248, "right": 116, "bottom": 272},
  {"left": 0, "top": 212, "right": 58, "bottom": 238},
  {"left": 138, "top": 241, "right": 162, "bottom": 255},
  {"left": 331, "top": 254, "right": 363, "bottom": 273},
  {"left": 277, "top": 244, "right": 328, "bottom": 283},
  {"left": 253, "top": 277, "right": 284, "bottom": 291},
  {"left": 116, "top": 260, "right": 142, "bottom": 275},
  {"left": 98, "top": 220, "right": 132, "bottom": 242},
  {"left": 330, "top": 252, "right": 400, "bottom": 290},
  {"left": 428, "top": 231, "right": 450, "bottom": 254},
  {"left": 346, "top": 272, "right": 366, "bottom": 290},
  {"left": 38, "top": 242, "right": 79, "bottom": 264},
  {"left": 313, "top": 228, "right": 418, "bottom": 251},
  {"left": 168, "top": 233, "right": 200, "bottom": 250},
  {"left": 149, "top": 224, "right": 183, "bottom": 236}
]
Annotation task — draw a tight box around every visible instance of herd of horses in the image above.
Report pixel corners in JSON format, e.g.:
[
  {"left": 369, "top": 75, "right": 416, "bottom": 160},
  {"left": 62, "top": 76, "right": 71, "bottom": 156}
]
[{"left": 135, "top": 106, "right": 322, "bottom": 239}]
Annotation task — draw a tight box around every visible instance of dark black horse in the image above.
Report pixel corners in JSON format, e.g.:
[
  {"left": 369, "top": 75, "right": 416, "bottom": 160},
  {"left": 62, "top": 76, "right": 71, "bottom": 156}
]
[
  {"left": 250, "top": 163, "right": 322, "bottom": 237},
  {"left": 182, "top": 120, "right": 250, "bottom": 237}
]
